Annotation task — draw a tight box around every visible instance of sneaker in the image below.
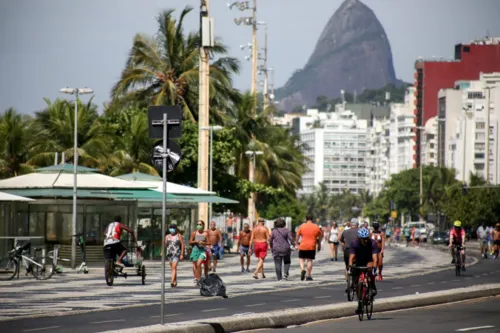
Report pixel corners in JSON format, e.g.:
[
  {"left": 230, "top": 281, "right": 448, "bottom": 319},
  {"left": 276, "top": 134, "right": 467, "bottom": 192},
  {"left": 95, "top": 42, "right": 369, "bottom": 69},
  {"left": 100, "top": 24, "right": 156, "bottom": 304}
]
[
  {"left": 335, "top": 258, "right": 338, "bottom": 262},
  {"left": 241, "top": 267, "right": 245, "bottom": 273},
  {"left": 246, "top": 268, "right": 251, "bottom": 273},
  {"left": 330, "top": 258, "right": 334, "bottom": 262},
  {"left": 371, "top": 288, "right": 378, "bottom": 297},
  {"left": 300, "top": 270, "right": 306, "bottom": 281},
  {"left": 306, "top": 276, "right": 313, "bottom": 281},
  {"left": 284, "top": 274, "right": 289, "bottom": 280}
]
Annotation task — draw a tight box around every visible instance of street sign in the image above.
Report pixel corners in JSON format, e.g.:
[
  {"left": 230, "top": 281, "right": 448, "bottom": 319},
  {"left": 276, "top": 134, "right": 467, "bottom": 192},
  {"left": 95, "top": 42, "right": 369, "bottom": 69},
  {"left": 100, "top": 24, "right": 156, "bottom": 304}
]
[
  {"left": 391, "top": 210, "right": 398, "bottom": 219},
  {"left": 151, "top": 139, "right": 182, "bottom": 174},
  {"left": 148, "top": 106, "right": 182, "bottom": 139}
]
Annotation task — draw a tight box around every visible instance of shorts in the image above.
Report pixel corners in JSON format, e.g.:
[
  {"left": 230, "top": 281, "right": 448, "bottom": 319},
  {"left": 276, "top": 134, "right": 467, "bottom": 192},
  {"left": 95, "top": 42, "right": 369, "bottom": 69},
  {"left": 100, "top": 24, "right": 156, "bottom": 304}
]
[
  {"left": 190, "top": 246, "right": 207, "bottom": 262},
  {"left": 298, "top": 250, "right": 316, "bottom": 260},
  {"left": 239, "top": 245, "right": 250, "bottom": 256},
  {"left": 494, "top": 240, "right": 500, "bottom": 246},
  {"left": 210, "top": 244, "right": 222, "bottom": 260},
  {"left": 329, "top": 240, "right": 339, "bottom": 245},
  {"left": 254, "top": 242, "right": 268, "bottom": 259},
  {"left": 103, "top": 242, "right": 127, "bottom": 260}
]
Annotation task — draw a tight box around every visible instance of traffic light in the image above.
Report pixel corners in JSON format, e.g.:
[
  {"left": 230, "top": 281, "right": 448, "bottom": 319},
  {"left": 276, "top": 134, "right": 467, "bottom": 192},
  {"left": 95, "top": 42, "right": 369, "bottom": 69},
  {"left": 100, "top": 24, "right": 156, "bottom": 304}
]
[{"left": 462, "top": 183, "right": 468, "bottom": 195}]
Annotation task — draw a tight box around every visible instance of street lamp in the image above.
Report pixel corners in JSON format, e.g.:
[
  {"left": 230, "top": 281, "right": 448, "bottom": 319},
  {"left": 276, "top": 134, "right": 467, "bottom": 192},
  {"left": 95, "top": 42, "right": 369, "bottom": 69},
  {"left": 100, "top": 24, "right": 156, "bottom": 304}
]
[
  {"left": 59, "top": 87, "right": 93, "bottom": 269},
  {"left": 200, "top": 125, "right": 224, "bottom": 222},
  {"left": 245, "top": 150, "right": 263, "bottom": 226}
]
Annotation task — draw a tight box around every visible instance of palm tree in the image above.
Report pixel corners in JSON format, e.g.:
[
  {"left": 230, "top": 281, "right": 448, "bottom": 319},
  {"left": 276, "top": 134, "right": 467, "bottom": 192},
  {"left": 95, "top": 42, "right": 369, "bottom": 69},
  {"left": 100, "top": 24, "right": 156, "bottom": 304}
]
[
  {"left": 0, "top": 108, "right": 34, "bottom": 177},
  {"left": 111, "top": 6, "right": 240, "bottom": 122},
  {"left": 106, "top": 111, "right": 158, "bottom": 176},
  {"left": 28, "top": 98, "right": 111, "bottom": 169}
]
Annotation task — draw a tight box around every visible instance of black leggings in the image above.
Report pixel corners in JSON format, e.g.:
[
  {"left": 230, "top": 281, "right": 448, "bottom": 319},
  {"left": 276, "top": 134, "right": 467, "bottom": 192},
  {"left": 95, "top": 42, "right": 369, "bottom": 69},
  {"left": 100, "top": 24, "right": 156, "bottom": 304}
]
[{"left": 274, "top": 255, "right": 291, "bottom": 280}]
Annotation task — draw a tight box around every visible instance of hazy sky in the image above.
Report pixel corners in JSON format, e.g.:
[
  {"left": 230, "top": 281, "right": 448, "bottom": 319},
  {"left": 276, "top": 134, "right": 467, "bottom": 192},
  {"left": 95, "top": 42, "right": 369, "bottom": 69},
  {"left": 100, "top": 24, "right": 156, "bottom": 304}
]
[{"left": 1, "top": 0, "right": 499, "bottom": 113}]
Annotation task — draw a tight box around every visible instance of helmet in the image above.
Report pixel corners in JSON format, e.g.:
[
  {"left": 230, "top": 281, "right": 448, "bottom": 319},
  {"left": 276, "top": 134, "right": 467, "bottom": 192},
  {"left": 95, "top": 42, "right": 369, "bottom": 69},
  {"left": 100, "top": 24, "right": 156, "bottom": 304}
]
[
  {"left": 373, "top": 222, "right": 380, "bottom": 229},
  {"left": 357, "top": 228, "right": 370, "bottom": 239},
  {"left": 454, "top": 221, "right": 462, "bottom": 227}
]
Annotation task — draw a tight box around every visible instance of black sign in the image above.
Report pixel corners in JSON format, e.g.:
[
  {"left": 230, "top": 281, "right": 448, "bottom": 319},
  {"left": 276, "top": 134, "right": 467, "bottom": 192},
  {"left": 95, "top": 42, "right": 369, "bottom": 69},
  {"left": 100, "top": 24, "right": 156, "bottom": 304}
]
[
  {"left": 148, "top": 106, "right": 182, "bottom": 139},
  {"left": 151, "top": 140, "right": 182, "bottom": 175}
]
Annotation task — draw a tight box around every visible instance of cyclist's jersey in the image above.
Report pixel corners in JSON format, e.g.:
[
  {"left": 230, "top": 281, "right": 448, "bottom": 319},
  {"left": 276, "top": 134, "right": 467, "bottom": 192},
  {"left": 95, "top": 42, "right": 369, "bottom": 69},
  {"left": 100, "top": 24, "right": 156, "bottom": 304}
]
[
  {"left": 104, "top": 222, "right": 122, "bottom": 246},
  {"left": 349, "top": 239, "right": 380, "bottom": 266},
  {"left": 449, "top": 227, "right": 465, "bottom": 245}
]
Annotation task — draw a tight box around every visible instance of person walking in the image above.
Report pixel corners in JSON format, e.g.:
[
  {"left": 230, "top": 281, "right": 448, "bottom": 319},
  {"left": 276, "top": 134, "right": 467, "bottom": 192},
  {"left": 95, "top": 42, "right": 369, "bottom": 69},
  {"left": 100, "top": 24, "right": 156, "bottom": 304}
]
[
  {"left": 165, "top": 224, "right": 185, "bottom": 288},
  {"left": 189, "top": 220, "right": 209, "bottom": 286},
  {"left": 269, "top": 218, "right": 294, "bottom": 281},
  {"left": 237, "top": 223, "right": 252, "bottom": 272},
  {"left": 249, "top": 218, "right": 270, "bottom": 279},
  {"left": 296, "top": 215, "right": 322, "bottom": 281},
  {"left": 327, "top": 221, "right": 340, "bottom": 262},
  {"left": 207, "top": 221, "right": 223, "bottom": 273}
]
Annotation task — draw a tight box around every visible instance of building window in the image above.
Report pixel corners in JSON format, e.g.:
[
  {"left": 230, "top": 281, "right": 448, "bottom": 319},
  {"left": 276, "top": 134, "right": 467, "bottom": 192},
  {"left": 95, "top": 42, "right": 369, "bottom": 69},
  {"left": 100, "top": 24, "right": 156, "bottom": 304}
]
[
  {"left": 467, "top": 91, "right": 484, "bottom": 99},
  {"left": 475, "top": 153, "right": 485, "bottom": 159},
  {"left": 475, "top": 143, "right": 485, "bottom": 151},
  {"left": 476, "top": 132, "right": 485, "bottom": 140},
  {"left": 476, "top": 122, "right": 485, "bottom": 129},
  {"left": 463, "top": 46, "right": 470, "bottom": 53}
]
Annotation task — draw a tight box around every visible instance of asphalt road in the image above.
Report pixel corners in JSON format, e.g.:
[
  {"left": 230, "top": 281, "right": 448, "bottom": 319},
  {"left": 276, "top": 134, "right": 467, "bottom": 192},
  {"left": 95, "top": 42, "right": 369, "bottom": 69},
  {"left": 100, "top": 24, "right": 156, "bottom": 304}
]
[
  {"left": 251, "top": 296, "right": 500, "bottom": 333},
  {"left": 2, "top": 255, "right": 499, "bottom": 333}
]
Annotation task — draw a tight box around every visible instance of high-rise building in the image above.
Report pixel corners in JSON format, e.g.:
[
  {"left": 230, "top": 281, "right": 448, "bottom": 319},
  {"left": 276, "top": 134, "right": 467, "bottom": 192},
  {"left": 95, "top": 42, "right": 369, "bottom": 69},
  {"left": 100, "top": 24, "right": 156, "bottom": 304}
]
[
  {"left": 414, "top": 37, "right": 500, "bottom": 166},
  {"left": 368, "top": 119, "right": 390, "bottom": 196}
]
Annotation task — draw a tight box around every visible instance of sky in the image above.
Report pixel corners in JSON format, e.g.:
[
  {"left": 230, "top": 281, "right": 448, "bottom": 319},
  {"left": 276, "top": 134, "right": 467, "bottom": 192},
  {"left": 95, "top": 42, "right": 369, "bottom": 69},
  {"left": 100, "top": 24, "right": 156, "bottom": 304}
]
[{"left": 1, "top": 0, "right": 500, "bottom": 114}]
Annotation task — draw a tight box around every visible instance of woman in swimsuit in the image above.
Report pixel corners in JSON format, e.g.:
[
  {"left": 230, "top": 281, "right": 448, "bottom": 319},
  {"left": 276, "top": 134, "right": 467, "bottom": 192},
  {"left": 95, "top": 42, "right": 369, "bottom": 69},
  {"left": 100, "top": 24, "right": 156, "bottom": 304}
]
[
  {"left": 165, "top": 224, "right": 185, "bottom": 287},
  {"left": 370, "top": 221, "right": 385, "bottom": 280}
]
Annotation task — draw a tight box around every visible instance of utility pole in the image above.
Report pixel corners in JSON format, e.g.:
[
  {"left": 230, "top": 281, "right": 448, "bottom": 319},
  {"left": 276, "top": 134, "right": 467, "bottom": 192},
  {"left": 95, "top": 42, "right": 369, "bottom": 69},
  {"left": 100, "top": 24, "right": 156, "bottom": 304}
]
[
  {"left": 198, "top": 0, "right": 213, "bottom": 224},
  {"left": 251, "top": 0, "right": 258, "bottom": 118}
]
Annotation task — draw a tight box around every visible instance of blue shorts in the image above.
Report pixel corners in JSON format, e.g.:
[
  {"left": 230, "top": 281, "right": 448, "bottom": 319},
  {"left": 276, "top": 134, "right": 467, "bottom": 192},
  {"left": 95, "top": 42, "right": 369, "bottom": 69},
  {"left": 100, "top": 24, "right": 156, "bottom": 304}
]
[
  {"left": 210, "top": 244, "right": 222, "bottom": 259},
  {"left": 239, "top": 245, "right": 250, "bottom": 256}
]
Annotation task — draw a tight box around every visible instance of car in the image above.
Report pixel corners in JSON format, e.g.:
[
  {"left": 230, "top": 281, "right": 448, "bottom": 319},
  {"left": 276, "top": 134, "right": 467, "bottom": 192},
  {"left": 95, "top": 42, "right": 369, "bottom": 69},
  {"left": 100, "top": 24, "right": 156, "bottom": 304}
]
[{"left": 431, "top": 231, "right": 450, "bottom": 245}]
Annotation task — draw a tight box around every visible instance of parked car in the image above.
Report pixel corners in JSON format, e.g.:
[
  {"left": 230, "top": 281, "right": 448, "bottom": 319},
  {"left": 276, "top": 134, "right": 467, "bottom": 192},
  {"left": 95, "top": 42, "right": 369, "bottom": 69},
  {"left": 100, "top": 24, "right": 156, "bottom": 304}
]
[{"left": 431, "top": 231, "right": 450, "bottom": 245}]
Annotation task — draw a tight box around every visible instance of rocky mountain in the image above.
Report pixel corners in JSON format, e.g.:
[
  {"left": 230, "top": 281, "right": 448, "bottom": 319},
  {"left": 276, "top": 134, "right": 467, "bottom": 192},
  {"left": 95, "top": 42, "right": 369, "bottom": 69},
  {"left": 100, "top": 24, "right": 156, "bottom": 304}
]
[{"left": 275, "top": 0, "right": 402, "bottom": 111}]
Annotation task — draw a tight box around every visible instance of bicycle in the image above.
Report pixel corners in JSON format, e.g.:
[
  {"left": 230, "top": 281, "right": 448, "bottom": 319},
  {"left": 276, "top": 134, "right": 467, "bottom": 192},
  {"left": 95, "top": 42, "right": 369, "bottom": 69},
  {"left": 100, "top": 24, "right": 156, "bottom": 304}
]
[
  {"left": 352, "top": 266, "right": 374, "bottom": 321},
  {"left": 345, "top": 270, "right": 356, "bottom": 302},
  {"left": 453, "top": 245, "right": 465, "bottom": 276},
  {"left": 47, "top": 234, "right": 88, "bottom": 274},
  {"left": 0, "top": 241, "right": 55, "bottom": 281},
  {"left": 104, "top": 241, "right": 146, "bottom": 286}
]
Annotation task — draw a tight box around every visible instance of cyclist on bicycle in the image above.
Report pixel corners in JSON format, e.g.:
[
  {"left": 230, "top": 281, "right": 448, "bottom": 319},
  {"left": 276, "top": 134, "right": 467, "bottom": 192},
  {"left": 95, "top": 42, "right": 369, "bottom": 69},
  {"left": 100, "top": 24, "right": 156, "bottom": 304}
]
[
  {"left": 103, "top": 216, "right": 136, "bottom": 267},
  {"left": 370, "top": 222, "right": 385, "bottom": 281},
  {"left": 449, "top": 220, "right": 466, "bottom": 271},
  {"left": 348, "top": 228, "right": 380, "bottom": 314}
]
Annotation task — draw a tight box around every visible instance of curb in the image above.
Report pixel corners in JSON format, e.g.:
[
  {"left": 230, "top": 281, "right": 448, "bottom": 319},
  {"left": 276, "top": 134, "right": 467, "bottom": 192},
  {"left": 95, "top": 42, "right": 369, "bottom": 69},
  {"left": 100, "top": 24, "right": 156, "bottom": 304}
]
[{"left": 99, "top": 283, "right": 500, "bottom": 333}]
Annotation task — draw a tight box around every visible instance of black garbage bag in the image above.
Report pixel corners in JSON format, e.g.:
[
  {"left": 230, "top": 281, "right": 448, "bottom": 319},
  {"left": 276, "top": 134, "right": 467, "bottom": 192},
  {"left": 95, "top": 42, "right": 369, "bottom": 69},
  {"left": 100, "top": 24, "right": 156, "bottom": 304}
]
[{"left": 200, "top": 273, "right": 228, "bottom": 298}]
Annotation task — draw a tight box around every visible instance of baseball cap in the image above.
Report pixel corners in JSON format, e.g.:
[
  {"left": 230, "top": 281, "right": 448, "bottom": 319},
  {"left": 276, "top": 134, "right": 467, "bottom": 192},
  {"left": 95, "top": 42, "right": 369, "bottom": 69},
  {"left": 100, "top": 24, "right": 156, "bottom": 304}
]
[{"left": 350, "top": 218, "right": 359, "bottom": 225}]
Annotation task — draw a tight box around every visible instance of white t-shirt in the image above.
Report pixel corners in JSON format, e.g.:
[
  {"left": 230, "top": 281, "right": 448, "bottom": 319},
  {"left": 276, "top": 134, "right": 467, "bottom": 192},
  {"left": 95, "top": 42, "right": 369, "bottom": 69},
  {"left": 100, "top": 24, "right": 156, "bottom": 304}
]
[{"left": 329, "top": 227, "right": 339, "bottom": 243}]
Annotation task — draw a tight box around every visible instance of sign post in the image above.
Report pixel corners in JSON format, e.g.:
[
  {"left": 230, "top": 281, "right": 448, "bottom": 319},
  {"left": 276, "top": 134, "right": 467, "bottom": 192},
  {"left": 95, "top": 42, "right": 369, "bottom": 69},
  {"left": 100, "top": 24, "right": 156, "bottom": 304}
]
[{"left": 148, "top": 106, "right": 182, "bottom": 325}]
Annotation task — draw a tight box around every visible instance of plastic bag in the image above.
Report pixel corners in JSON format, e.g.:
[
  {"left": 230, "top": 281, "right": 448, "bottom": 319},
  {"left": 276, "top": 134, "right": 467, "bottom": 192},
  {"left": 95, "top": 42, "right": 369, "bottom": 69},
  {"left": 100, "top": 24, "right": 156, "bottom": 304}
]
[{"left": 199, "top": 273, "right": 228, "bottom": 298}]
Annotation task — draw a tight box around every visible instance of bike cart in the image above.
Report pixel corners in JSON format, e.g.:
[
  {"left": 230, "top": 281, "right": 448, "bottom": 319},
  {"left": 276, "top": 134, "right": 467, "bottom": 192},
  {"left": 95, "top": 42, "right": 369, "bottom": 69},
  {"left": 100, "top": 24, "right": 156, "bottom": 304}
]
[{"left": 104, "top": 241, "right": 147, "bottom": 286}]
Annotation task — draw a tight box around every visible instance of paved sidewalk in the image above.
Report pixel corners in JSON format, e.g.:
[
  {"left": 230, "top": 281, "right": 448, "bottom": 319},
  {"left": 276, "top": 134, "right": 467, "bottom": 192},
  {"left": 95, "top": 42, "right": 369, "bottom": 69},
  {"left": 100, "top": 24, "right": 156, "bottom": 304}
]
[{"left": 0, "top": 245, "right": 460, "bottom": 321}]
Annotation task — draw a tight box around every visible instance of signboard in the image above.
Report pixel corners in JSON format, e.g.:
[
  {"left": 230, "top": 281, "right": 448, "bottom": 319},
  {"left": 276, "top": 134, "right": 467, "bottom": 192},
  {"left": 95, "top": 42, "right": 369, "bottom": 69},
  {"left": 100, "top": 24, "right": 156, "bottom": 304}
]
[
  {"left": 151, "top": 140, "right": 182, "bottom": 174},
  {"left": 391, "top": 210, "right": 398, "bottom": 219},
  {"left": 148, "top": 106, "right": 182, "bottom": 139}
]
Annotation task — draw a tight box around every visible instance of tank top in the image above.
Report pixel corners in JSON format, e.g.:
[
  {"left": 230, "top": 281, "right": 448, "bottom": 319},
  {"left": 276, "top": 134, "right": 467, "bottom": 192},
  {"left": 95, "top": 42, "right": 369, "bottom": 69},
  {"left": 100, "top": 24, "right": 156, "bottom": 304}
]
[
  {"left": 166, "top": 234, "right": 181, "bottom": 258},
  {"left": 329, "top": 227, "right": 339, "bottom": 242},
  {"left": 104, "top": 222, "right": 122, "bottom": 245},
  {"left": 194, "top": 232, "right": 206, "bottom": 250},
  {"left": 371, "top": 230, "right": 383, "bottom": 242}
]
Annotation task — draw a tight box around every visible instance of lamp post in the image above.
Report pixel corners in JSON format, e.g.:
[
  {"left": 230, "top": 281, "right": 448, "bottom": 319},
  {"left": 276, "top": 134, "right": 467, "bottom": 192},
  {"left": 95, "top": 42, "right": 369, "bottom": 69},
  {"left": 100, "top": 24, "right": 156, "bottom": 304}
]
[
  {"left": 59, "top": 87, "right": 93, "bottom": 269},
  {"left": 256, "top": 21, "right": 268, "bottom": 111},
  {"left": 201, "top": 125, "right": 223, "bottom": 222},
  {"left": 231, "top": 0, "right": 258, "bottom": 118},
  {"left": 245, "top": 150, "right": 263, "bottom": 226}
]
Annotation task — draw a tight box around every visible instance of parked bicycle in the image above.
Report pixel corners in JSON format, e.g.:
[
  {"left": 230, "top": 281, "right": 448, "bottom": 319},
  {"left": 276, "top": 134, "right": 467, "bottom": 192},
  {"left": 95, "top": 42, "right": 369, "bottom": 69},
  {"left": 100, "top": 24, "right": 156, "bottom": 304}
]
[
  {"left": 0, "top": 241, "right": 55, "bottom": 281},
  {"left": 47, "top": 233, "right": 88, "bottom": 274},
  {"left": 104, "top": 241, "right": 146, "bottom": 286},
  {"left": 353, "top": 266, "right": 375, "bottom": 321}
]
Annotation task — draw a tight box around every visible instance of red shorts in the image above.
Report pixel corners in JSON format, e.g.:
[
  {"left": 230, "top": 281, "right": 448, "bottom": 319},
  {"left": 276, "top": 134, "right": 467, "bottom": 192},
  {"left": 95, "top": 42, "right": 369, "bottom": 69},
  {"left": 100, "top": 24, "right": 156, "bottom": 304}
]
[{"left": 254, "top": 242, "right": 268, "bottom": 259}]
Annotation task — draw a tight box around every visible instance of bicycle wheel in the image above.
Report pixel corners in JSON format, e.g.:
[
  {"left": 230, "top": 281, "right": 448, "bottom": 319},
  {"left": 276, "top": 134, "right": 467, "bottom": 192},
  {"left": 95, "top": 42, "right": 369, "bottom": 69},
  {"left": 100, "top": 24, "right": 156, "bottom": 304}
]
[
  {"left": 346, "top": 274, "right": 353, "bottom": 301},
  {"left": 32, "top": 256, "right": 55, "bottom": 280},
  {"left": 357, "top": 284, "right": 365, "bottom": 321},
  {"left": 366, "top": 285, "right": 373, "bottom": 320},
  {"left": 455, "top": 252, "right": 461, "bottom": 276},
  {"left": 0, "top": 256, "right": 17, "bottom": 281},
  {"left": 105, "top": 260, "right": 114, "bottom": 286}
]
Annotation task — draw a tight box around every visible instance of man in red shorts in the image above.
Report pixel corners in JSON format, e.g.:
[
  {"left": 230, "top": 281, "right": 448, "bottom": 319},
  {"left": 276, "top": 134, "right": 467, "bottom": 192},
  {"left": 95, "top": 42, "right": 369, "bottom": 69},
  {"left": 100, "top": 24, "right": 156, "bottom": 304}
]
[{"left": 250, "top": 218, "right": 270, "bottom": 279}]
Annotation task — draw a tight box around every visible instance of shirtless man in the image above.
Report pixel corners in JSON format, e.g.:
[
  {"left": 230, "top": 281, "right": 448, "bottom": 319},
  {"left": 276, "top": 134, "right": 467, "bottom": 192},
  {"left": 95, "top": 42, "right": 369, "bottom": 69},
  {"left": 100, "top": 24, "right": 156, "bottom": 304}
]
[
  {"left": 238, "top": 223, "right": 252, "bottom": 272},
  {"left": 249, "top": 218, "right": 270, "bottom": 279},
  {"left": 492, "top": 223, "right": 500, "bottom": 259},
  {"left": 207, "top": 221, "right": 223, "bottom": 272}
]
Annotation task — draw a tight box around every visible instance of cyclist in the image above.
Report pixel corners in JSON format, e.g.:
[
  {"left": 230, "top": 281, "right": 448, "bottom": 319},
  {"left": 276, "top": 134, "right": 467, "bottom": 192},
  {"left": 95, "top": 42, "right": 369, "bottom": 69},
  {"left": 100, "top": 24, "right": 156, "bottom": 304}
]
[
  {"left": 449, "top": 220, "right": 466, "bottom": 271},
  {"left": 492, "top": 223, "right": 500, "bottom": 259},
  {"left": 348, "top": 228, "right": 380, "bottom": 314},
  {"left": 370, "top": 222, "right": 385, "bottom": 280},
  {"left": 103, "top": 216, "right": 136, "bottom": 267}
]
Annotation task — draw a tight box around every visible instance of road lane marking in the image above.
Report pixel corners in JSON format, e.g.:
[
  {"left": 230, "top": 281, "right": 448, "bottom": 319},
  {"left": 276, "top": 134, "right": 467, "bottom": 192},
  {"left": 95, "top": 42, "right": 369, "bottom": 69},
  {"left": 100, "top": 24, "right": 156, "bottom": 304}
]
[
  {"left": 23, "top": 327, "right": 61, "bottom": 332},
  {"left": 392, "top": 287, "right": 403, "bottom": 290},
  {"left": 452, "top": 279, "right": 460, "bottom": 282},
  {"left": 91, "top": 319, "right": 125, "bottom": 324},
  {"left": 150, "top": 313, "right": 182, "bottom": 318},
  {"left": 440, "top": 281, "right": 447, "bottom": 284},
  {"left": 428, "top": 282, "right": 435, "bottom": 285},
  {"left": 314, "top": 296, "right": 332, "bottom": 299},
  {"left": 410, "top": 284, "right": 420, "bottom": 287},
  {"left": 246, "top": 303, "right": 265, "bottom": 307},
  {"left": 201, "top": 308, "right": 227, "bottom": 312},
  {"left": 281, "top": 299, "right": 300, "bottom": 302},
  {"left": 456, "top": 325, "right": 495, "bottom": 332}
]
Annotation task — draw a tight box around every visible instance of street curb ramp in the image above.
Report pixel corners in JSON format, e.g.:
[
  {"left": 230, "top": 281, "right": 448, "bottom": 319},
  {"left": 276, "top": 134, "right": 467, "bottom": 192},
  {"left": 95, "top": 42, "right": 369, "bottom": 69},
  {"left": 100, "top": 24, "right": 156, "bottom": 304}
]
[{"left": 99, "top": 283, "right": 500, "bottom": 333}]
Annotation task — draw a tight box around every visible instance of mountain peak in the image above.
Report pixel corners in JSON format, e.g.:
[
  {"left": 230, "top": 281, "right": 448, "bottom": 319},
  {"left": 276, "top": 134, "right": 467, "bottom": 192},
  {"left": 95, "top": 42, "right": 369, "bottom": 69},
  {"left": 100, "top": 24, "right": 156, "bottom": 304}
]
[{"left": 276, "top": 0, "right": 400, "bottom": 110}]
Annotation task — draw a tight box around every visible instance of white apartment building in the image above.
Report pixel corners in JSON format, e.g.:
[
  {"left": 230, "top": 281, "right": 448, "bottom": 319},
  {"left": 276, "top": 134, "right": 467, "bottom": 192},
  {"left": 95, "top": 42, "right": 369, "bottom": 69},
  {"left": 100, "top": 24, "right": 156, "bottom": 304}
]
[
  {"left": 421, "top": 117, "right": 438, "bottom": 166},
  {"left": 298, "top": 106, "right": 369, "bottom": 195},
  {"left": 368, "top": 119, "right": 390, "bottom": 195},
  {"left": 446, "top": 75, "right": 500, "bottom": 184}
]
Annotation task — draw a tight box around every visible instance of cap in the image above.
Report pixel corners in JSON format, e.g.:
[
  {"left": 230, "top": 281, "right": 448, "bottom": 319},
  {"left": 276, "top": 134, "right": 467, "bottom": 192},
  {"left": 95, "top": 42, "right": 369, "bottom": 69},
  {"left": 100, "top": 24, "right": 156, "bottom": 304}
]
[{"left": 350, "top": 218, "right": 359, "bottom": 225}]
